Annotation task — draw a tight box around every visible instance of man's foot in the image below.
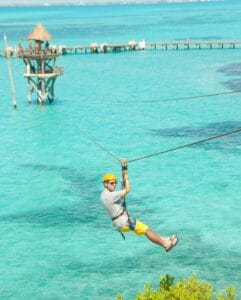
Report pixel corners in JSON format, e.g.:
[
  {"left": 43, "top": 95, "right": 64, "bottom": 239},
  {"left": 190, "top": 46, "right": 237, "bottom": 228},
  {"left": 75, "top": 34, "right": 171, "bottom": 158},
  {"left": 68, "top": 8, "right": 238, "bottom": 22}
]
[{"left": 165, "top": 235, "right": 179, "bottom": 252}]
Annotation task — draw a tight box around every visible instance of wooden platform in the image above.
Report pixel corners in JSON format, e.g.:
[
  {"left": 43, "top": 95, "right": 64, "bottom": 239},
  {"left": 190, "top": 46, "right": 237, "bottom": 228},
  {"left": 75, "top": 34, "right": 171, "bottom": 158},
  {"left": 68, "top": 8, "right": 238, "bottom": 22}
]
[
  {"left": 57, "top": 41, "right": 241, "bottom": 55},
  {"left": 1, "top": 40, "right": 241, "bottom": 58}
]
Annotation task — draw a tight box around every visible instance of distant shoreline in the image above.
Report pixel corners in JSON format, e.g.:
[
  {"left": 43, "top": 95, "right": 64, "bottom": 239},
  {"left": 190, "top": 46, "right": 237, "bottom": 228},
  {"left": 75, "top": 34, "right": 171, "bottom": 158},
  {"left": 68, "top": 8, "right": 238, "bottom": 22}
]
[{"left": 0, "top": 0, "right": 223, "bottom": 8}]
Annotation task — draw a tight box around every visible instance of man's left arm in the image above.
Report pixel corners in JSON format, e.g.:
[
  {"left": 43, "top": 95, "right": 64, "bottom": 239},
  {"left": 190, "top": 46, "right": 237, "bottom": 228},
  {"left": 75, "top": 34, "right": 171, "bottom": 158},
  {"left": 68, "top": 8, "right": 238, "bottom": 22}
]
[{"left": 120, "top": 159, "right": 130, "bottom": 199}]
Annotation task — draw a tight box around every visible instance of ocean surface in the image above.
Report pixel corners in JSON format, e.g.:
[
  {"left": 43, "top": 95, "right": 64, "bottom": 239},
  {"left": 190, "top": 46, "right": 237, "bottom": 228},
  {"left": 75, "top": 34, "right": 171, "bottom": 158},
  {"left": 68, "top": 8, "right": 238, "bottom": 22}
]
[{"left": 1, "top": 0, "right": 241, "bottom": 299}]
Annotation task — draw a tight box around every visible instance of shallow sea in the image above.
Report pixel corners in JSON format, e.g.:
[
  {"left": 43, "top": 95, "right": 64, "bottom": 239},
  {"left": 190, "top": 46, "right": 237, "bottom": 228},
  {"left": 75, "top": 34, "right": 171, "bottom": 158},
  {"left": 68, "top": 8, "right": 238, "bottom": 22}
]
[{"left": 0, "top": 1, "right": 241, "bottom": 299}]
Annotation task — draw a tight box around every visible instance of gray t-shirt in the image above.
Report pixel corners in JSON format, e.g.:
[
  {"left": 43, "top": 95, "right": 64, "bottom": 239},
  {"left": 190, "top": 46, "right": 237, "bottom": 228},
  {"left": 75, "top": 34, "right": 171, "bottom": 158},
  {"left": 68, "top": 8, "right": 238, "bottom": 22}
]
[{"left": 100, "top": 190, "right": 128, "bottom": 228}]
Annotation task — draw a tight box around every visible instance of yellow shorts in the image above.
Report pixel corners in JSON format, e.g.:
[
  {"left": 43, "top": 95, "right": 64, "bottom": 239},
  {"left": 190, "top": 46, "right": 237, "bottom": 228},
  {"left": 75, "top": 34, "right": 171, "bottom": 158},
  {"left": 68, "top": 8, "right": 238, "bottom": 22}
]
[{"left": 120, "top": 220, "right": 148, "bottom": 235}]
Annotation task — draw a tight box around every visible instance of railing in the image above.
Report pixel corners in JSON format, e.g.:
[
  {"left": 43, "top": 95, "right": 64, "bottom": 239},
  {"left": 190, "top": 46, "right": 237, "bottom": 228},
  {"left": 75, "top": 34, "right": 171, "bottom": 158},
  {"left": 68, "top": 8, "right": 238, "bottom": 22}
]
[
  {"left": 24, "top": 66, "right": 64, "bottom": 77},
  {"left": 2, "top": 40, "right": 241, "bottom": 58}
]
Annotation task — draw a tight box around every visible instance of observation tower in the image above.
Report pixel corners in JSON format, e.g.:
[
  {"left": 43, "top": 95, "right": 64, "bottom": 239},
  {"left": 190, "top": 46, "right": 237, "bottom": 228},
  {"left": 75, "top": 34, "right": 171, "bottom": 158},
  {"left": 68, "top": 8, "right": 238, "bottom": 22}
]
[{"left": 20, "top": 24, "right": 63, "bottom": 104}]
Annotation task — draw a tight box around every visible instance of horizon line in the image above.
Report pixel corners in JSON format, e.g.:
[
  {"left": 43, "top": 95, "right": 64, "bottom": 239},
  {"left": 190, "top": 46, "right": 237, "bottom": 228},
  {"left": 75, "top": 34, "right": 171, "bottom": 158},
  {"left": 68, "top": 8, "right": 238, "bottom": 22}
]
[{"left": 0, "top": 0, "right": 223, "bottom": 8}]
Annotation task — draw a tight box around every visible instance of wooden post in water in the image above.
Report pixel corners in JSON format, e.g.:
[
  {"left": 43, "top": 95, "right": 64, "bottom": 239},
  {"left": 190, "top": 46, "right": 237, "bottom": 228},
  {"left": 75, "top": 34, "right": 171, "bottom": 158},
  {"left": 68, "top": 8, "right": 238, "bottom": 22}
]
[
  {"left": 19, "top": 24, "right": 63, "bottom": 105},
  {"left": 3, "top": 34, "right": 17, "bottom": 110}
]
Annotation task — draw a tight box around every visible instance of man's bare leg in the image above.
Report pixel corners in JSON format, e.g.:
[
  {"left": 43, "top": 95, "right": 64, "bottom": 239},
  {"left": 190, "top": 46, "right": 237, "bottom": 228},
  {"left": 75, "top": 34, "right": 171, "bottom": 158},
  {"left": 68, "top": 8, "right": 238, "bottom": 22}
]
[{"left": 145, "top": 228, "right": 178, "bottom": 251}]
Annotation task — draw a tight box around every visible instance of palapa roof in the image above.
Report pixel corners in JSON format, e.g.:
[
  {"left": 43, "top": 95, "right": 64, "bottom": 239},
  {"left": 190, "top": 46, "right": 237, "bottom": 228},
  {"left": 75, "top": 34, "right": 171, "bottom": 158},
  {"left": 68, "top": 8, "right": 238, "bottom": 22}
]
[{"left": 27, "top": 24, "right": 52, "bottom": 42}]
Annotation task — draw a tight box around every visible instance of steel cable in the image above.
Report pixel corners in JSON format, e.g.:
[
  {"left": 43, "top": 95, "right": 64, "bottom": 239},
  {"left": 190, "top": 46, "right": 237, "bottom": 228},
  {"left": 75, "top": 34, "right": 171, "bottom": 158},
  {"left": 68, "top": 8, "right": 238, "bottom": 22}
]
[{"left": 128, "top": 127, "right": 241, "bottom": 163}]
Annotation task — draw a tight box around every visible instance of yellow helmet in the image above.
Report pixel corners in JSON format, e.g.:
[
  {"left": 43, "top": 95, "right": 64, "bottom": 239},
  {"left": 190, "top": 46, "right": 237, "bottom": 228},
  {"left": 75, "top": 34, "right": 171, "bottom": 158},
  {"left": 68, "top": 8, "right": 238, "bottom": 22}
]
[{"left": 102, "top": 173, "right": 117, "bottom": 183}]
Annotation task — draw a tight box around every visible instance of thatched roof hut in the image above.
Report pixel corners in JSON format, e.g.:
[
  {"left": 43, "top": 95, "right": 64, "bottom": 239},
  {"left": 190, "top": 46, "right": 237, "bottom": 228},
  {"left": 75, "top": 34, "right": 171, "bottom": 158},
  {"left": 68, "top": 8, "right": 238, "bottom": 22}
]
[{"left": 27, "top": 24, "right": 52, "bottom": 42}]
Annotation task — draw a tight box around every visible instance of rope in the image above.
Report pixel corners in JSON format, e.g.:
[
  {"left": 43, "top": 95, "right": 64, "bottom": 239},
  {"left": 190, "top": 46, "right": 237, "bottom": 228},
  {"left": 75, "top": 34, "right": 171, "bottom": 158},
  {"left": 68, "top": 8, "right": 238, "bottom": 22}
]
[
  {"left": 57, "top": 110, "right": 121, "bottom": 164},
  {"left": 74, "top": 125, "right": 121, "bottom": 163},
  {"left": 155, "top": 90, "right": 241, "bottom": 102},
  {"left": 52, "top": 88, "right": 241, "bottom": 165},
  {"left": 128, "top": 127, "right": 241, "bottom": 163}
]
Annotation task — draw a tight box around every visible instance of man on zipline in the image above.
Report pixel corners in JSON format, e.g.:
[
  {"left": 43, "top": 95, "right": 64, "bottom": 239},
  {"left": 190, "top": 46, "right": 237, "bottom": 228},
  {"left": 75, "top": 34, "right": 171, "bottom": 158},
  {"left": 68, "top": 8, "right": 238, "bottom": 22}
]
[{"left": 100, "top": 159, "right": 178, "bottom": 252}]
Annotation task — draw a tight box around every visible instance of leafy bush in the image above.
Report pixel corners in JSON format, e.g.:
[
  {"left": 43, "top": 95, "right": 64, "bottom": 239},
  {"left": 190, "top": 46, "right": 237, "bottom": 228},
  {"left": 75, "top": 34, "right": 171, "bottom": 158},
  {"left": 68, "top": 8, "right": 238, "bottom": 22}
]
[{"left": 117, "top": 275, "right": 237, "bottom": 300}]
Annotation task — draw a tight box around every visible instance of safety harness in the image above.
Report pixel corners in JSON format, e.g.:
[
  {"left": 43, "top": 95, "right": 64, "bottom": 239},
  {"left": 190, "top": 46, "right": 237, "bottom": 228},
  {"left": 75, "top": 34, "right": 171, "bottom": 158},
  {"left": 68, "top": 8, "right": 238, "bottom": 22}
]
[
  {"left": 112, "top": 197, "right": 136, "bottom": 240},
  {"left": 111, "top": 160, "right": 136, "bottom": 240}
]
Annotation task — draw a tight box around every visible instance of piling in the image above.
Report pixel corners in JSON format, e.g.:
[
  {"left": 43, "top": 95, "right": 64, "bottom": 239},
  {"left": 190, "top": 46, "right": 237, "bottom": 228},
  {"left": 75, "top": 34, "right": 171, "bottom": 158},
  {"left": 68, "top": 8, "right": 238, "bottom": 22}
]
[{"left": 3, "top": 34, "right": 17, "bottom": 109}]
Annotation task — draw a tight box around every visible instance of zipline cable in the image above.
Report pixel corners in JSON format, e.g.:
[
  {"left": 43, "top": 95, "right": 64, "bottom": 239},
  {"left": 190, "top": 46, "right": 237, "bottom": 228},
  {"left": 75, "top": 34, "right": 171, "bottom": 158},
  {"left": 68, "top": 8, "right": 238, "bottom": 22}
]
[
  {"left": 57, "top": 110, "right": 121, "bottom": 164},
  {"left": 76, "top": 126, "right": 121, "bottom": 163},
  {"left": 156, "top": 90, "right": 241, "bottom": 102},
  {"left": 52, "top": 87, "right": 241, "bottom": 166},
  {"left": 128, "top": 127, "right": 241, "bottom": 163}
]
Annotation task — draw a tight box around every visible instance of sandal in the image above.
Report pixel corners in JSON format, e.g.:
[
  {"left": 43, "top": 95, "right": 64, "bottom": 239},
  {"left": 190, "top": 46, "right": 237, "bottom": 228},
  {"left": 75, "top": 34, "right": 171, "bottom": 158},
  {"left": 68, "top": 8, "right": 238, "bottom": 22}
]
[{"left": 165, "top": 235, "right": 179, "bottom": 252}]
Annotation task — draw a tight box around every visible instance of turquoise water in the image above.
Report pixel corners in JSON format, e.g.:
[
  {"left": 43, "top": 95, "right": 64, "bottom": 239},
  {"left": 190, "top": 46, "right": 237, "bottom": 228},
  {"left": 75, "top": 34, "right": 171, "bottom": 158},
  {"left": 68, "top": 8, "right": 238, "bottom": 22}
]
[{"left": 1, "top": 1, "right": 241, "bottom": 299}]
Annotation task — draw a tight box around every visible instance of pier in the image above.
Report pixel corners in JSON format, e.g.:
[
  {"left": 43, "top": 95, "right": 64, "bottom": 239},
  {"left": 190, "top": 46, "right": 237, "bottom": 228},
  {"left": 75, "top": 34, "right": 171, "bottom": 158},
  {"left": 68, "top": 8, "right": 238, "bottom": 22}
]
[
  {"left": 58, "top": 40, "right": 241, "bottom": 54},
  {"left": 1, "top": 26, "right": 241, "bottom": 108},
  {"left": 1, "top": 40, "right": 241, "bottom": 58}
]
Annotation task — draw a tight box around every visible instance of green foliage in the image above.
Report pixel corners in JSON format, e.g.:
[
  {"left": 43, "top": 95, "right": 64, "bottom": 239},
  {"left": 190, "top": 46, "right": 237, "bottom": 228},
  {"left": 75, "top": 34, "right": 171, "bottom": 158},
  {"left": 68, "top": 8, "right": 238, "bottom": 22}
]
[
  {"left": 159, "top": 274, "right": 175, "bottom": 292},
  {"left": 117, "top": 275, "right": 237, "bottom": 300},
  {"left": 116, "top": 293, "right": 124, "bottom": 300}
]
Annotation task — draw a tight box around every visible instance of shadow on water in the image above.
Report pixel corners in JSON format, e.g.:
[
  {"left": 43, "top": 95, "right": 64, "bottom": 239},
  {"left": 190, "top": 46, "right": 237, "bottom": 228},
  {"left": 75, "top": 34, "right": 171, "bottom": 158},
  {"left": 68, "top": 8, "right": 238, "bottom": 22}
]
[
  {"left": 152, "top": 121, "right": 241, "bottom": 152},
  {"left": 0, "top": 163, "right": 102, "bottom": 227},
  {"left": 64, "top": 230, "right": 241, "bottom": 289},
  {"left": 218, "top": 62, "right": 241, "bottom": 91},
  {"left": 0, "top": 205, "right": 97, "bottom": 227},
  {"left": 222, "top": 79, "right": 241, "bottom": 91},
  {"left": 21, "top": 163, "right": 98, "bottom": 199},
  {"left": 218, "top": 62, "right": 241, "bottom": 77}
]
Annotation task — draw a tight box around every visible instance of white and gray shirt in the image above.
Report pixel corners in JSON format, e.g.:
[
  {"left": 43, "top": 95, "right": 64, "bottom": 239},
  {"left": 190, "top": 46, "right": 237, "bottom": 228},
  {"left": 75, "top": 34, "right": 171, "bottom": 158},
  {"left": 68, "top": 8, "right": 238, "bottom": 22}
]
[{"left": 100, "top": 190, "right": 128, "bottom": 228}]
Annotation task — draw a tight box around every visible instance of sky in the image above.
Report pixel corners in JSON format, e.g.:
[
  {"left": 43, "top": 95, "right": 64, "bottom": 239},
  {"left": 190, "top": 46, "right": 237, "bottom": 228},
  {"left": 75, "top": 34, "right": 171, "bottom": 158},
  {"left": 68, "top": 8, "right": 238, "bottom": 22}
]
[
  {"left": 0, "top": 0, "right": 216, "bottom": 6},
  {"left": 0, "top": 0, "right": 148, "bottom": 5}
]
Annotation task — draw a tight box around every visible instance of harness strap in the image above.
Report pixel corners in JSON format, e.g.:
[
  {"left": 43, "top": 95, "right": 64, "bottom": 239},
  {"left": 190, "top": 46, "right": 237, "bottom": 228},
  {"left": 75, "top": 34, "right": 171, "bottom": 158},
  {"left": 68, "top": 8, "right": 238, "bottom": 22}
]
[
  {"left": 118, "top": 229, "right": 126, "bottom": 240},
  {"left": 122, "top": 198, "right": 136, "bottom": 230},
  {"left": 115, "top": 197, "right": 136, "bottom": 240},
  {"left": 128, "top": 217, "right": 136, "bottom": 231},
  {"left": 112, "top": 210, "right": 125, "bottom": 221}
]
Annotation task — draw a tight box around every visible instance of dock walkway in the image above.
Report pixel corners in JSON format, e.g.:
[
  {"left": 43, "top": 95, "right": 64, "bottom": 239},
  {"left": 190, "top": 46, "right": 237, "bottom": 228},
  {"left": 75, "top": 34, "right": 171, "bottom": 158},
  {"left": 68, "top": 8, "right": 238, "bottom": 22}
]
[
  {"left": 1, "top": 40, "right": 241, "bottom": 58},
  {"left": 61, "top": 40, "right": 241, "bottom": 54}
]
